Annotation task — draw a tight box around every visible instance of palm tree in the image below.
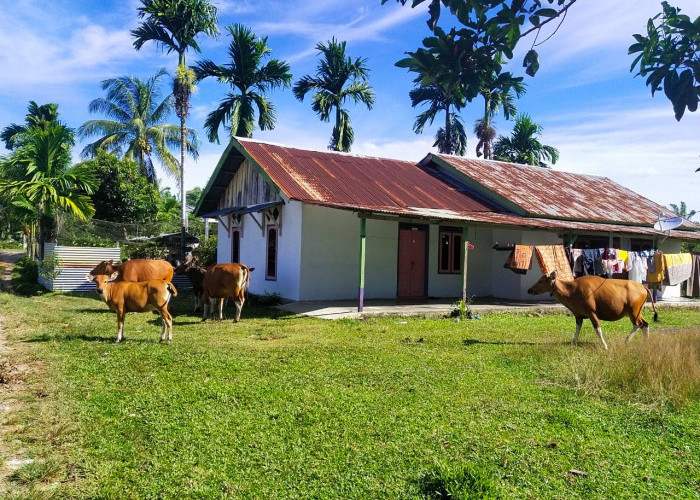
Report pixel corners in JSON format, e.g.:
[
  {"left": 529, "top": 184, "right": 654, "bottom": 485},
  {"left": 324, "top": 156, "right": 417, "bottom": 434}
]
[
  {"left": 474, "top": 70, "right": 525, "bottom": 160},
  {"left": 396, "top": 27, "right": 469, "bottom": 155},
  {"left": 193, "top": 24, "right": 291, "bottom": 143},
  {"left": 293, "top": 38, "right": 374, "bottom": 152},
  {"left": 0, "top": 120, "right": 97, "bottom": 259},
  {"left": 670, "top": 201, "right": 697, "bottom": 221},
  {"left": 132, "top": 0, "right": 219, "bottom": 256},
  {"left": 493, "top": 114, "right": 559, "bottom": 168},
  {"left": 1, "top": 101, "right": 60, "bottom": 150},
  {"left": 78, "top": 69, "right": 195, "bottom": 184}
]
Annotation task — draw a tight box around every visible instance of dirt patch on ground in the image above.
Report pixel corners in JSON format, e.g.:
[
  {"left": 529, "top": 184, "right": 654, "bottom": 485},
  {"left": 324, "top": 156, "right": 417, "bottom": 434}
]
[{"left": 0, "top": 250, "right": 34, "bottom": 493}]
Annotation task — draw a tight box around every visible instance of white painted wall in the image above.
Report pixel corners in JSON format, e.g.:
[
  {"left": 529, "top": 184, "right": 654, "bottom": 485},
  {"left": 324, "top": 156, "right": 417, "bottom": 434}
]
[
  {"left": 217, "top": 201, "right": 304, "bottom": 300},
  {"left": 297, "top": 205, "right": 398, "bottom": 300}
]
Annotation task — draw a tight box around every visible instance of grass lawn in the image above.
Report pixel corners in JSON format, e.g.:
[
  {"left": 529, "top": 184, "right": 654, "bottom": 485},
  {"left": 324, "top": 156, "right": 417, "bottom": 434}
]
[{"left": 0, "top": 290, "right": 699, "bottom": 499}]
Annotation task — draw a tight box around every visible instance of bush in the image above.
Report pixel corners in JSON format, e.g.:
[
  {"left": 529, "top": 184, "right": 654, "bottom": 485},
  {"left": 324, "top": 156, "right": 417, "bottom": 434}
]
[
  {"left": 192, "top": 236, "right": 217, "bottom": 266},
  {"left": 11, "top": 257, "right": 43, "bottom": 296}
]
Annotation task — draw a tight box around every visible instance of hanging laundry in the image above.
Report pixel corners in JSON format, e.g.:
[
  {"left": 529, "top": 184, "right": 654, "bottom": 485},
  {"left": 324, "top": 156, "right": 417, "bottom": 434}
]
[
  {"left": 687, "top": 253, "right": 700, "bottom": 297},
  {"left": 534, "top": 245, "right": 574, "bottom": 281},
  {"left": 663, "top": 253, "right": 693, "bottom": 286},
  {"left": 581, "top": 248, "right": 604, "bottom": 276},
  {"left": 602, "top": 248, "right": 626, "bottom": 277},
  {"left": 646, "top": 251, "right": 665, "bottom": 284},
  {"left": 627, "top": 251, "right": 648, "bottom": 283},
  {"left": 567, "top": 248, "right": 584, "bottom": 276},
  {"left": 504, "top": 245, "right": 533, "bottom": 274}
]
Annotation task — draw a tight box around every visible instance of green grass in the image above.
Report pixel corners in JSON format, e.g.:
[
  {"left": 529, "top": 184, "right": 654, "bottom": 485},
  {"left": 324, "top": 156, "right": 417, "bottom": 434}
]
[{"left": 0, "top": 290, "right": 699, "bottom": 499}]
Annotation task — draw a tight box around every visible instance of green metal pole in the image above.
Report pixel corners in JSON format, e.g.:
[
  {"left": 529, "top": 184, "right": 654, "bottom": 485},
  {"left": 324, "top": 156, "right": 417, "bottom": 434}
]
[
  {"left": 358, "top": 217, "right": 366, "bottom": 312},
  {"left": 462, "top": 227, "right": 469, "bottom": 304}
]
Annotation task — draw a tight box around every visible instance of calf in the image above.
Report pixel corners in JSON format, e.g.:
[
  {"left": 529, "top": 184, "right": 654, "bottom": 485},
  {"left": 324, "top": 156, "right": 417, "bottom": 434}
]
[
  {"left": 201, "top": 263, "right": 252, "bottom": 322},
  {"left": 527, "top": 272, "right": 658, "bottom": 349},
  {"left": 174, "top": 257, "right": 207, "bottom": 313},
  {"left": 86, "top": 272, "right": 177, "bottom": 343},
  {"left": 90, "top": 258, "right": 174, "bottom": 282}
]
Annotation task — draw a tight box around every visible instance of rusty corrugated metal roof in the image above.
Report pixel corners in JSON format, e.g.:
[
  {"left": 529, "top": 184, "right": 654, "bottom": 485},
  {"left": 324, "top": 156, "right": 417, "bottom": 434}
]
[
  {"left": 237, "top": 138, "right": 493, "bottom": 212},
  {"left": 196, "top": 138, "right": 700, "bottom": 241},
  {"left": 429, "top": 153, "right": 687, "bottom": 227}
]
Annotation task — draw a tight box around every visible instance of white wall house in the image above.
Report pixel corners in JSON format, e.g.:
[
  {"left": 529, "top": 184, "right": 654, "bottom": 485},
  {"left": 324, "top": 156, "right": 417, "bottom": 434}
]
[{"left": 196, "top": 138, "right": 699, "bottom": 305}]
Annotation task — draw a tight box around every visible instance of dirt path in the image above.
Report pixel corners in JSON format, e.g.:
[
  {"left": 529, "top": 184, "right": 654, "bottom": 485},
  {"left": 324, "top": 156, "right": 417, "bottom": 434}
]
[
  {"left": 0, "top": 249, "right": 32, "bottom": 492},
  {"left": 0, "top": 250, "right": 23, "bottom": 293}
]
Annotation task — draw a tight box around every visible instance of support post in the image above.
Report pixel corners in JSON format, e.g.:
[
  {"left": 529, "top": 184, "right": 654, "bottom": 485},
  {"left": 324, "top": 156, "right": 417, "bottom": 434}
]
[
  {"left": 461, "top": 227, "right": 469, "bottom": 304},
  {"left": 358, "top": 217, "right": 366, "bottom": 312}
]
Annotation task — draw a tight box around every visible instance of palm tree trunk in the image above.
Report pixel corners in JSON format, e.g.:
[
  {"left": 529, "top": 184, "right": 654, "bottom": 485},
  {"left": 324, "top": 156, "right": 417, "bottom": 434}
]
[
  {"left": 444, "top": 106, "right": 452, "bottom": 154},
  {"left": 178, "top": 52, "right": 188, "bottom": 262}
]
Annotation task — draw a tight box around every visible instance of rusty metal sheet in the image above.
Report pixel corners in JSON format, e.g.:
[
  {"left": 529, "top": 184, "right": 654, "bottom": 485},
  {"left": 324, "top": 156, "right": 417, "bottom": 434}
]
[
  {"left": 237, "top": 139, "right": 492, "bottom": 212},
  {"left": 433, "top": 154, "right": 689, "bottom": 227}
]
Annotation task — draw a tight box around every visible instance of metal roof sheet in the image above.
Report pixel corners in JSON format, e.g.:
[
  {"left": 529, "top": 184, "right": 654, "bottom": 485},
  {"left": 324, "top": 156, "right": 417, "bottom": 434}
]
[
  {"left": 428, "top": 154, "right": 692, "bottom": 227},
  {"left": 236, "top": 138, "right": 493, "bottom": 213},
  {"left": 195, "top": 138, "right": 700, "bottom": 241}
]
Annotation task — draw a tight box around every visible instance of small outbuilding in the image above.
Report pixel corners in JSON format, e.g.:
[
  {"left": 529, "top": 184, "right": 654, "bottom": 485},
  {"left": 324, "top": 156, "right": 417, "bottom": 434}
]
[{"left": 194, "top": 137, "right": 700, "bottom": 306}]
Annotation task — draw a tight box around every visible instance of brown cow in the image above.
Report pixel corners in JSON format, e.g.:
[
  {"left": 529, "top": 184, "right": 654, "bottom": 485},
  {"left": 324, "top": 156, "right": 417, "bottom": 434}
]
[
  {"left": 527, "top": 272, "right": 658, "bottom": 349},
  {"left": 86, "top": 272, "right": 177, "bottom": 343},
  {"left": 201, "top": 263, "right": 252, "bottom": 322},
  {"left": 174, "top": 256, "right": 207, "bottom": 313},
  {"left": 90, "top": 259, "right": 174, "bottom": 282}
]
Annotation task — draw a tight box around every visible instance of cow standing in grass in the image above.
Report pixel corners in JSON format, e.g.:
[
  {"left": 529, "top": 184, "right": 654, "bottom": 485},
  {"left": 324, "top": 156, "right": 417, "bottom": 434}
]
[
  {"left": 174, "top": 255, "right": 207, "bottom": 313},
  {"left": 527, "top": 272, "right": 658, "bottom": 349},
  {"left": 86, "top": 273, "right": 177, "bottom": 343},
  {"left": 202, "top": 263, "right": 252, "bottom": 322},
  {"left": 90, "top": 259, "right": 174, "bottom": 282}
]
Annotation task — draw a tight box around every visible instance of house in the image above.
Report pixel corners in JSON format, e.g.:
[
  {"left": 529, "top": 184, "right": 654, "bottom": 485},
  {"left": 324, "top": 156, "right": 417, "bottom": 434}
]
[{"left": 194, "top": 137, "right": 700, "bottom": 306}]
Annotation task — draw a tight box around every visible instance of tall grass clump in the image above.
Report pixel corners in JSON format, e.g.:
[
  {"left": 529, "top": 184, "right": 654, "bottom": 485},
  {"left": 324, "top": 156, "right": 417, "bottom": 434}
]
[
  {"left": 418, "top": 462, "right": 500, "bottom": 499},
  {"left": 569, "top": 330, "right": 700, "bottom": 408}
]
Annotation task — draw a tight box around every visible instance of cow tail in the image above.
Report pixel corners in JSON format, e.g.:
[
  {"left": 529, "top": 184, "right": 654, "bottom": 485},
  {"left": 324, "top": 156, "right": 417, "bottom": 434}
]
[
  {"left": 167, "top": 281, "right": 178, "bottom": 297},
  {"left": 646, "top": 286, "right": 658, "bottom": 322},
  {"left": 244, "top": 266, "right": 251, "bottom": 295}
]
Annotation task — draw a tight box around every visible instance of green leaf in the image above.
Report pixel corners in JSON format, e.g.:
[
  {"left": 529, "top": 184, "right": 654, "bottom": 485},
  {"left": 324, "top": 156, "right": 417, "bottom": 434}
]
[{"left": 523, "top": 49, "right": 539, "bottom": 77}]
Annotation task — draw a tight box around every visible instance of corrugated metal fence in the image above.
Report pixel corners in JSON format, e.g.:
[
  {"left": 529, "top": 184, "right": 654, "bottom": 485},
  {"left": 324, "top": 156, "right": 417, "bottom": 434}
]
[{"left": 39, "top": 244, "right": 192, "bottom": 292}]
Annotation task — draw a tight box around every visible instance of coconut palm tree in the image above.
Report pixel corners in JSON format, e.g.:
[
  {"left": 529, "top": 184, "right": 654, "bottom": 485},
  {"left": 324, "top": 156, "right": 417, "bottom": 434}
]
[
  {"left": 132, "top": 0, "right": 218, "bottom": 256},
  {"left": 0, "top": 119, "right": 97, "bottom": 258},
  {"left": 474, "top": 70, "right": 525, "bottom": 160},
  {"left": 670, "top": 201, "right": 697, "bottom": 221},
  {"left": 493, "top": 114, "right": 559, "bottom": 167},
  {"left": 78, "top": 69, "right": 195, "bottom": 184},
  {"left": 193, "top": 24, "right": 291, "bottom": 143},
  {"left": 293, "top": 38, "right": 374, "bottom": 152}
]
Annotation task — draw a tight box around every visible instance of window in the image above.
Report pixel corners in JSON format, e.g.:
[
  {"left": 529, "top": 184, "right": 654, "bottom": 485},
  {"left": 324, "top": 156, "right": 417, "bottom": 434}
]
[
  {"left": 266, "top": 225, "right": 277, "bottom": 280},
  {"left": 231, "top": 228, "right": 240, "bottom": 263},
  {"left": 439, "top": 227, "right": 462, "bottom": 274}
]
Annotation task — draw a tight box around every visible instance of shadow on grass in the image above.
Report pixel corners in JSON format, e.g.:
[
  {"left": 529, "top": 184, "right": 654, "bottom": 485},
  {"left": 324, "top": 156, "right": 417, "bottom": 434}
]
[
  {"left": 462, "top": 338, "right": 538, "bottom": 347},
  {"left": 25, "top": 332, "right": 167, "bottom": 344}
]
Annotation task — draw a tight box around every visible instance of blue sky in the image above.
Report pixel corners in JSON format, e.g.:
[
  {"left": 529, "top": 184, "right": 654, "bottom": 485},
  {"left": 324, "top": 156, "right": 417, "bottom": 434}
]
[{"left": 1, "top": 0, "right": 699, "bottom": 218}]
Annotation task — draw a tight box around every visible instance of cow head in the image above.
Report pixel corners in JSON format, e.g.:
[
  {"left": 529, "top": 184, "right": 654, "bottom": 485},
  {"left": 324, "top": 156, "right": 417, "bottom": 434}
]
[
  {"left": 90, "top": 259, "right": 116, "bottom": 276},
  {"left": 174, "top": 254, "right": 201, "bottom": 274},
  {"left": 86, "top": 272, "right": 118, "bottom": 297},
  {"left": 527, "top": 271, "right": 557, "bottom": 295}
]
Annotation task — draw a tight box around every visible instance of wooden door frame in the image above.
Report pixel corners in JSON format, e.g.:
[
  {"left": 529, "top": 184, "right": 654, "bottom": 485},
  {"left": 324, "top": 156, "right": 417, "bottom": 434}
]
[{"left": 396, "top": 223, "right": 429, "bottom": 298}]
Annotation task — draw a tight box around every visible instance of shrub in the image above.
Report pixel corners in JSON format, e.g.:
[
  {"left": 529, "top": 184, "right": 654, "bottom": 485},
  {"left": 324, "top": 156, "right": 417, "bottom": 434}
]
[{"left": 11, "top": 257, "right": 43, "bottom": 296}]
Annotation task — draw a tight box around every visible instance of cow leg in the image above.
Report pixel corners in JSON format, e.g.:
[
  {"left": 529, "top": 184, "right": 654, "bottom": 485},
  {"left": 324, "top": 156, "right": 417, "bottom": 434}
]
[
  {"left": 233, "top": 300, "right": 243, "bottom": 322},
  {"left": 218, "top": 298, "right": 224, "bottom": 320},
  {"left": 589, "top": 314, "right": 608, "bottom": 350},
  {"left": 116, "top": 310, "right": 125, "bottom": 343},
  {"left": 572, "top": 317, "right": 584, "bottom": 345},
  {"left": 201, "top": 295, "right": 210, "bottom": 322},
  {"left": 160, "top": 308, "right": 173, "bottom": 344},
  {"left": 625, "top": 325, "right": 640, "bottom": 344}
]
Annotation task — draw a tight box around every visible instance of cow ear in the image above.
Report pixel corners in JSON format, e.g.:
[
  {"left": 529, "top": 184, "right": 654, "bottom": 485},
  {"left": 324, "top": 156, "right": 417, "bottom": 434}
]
[
  {"left": 549, "top": 271, "right": 557, "bottom": 280},
  {"left": 85, "top": 274, "right": 95, "bottom": 282},
  {"left": 109, "top": 271, "right": 119, "bottom": 281}
]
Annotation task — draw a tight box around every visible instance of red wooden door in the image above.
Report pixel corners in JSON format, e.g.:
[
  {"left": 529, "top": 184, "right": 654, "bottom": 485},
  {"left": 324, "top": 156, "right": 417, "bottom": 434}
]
[{"left": 397, "top": 227, "right": 427, "bottom": 298}]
